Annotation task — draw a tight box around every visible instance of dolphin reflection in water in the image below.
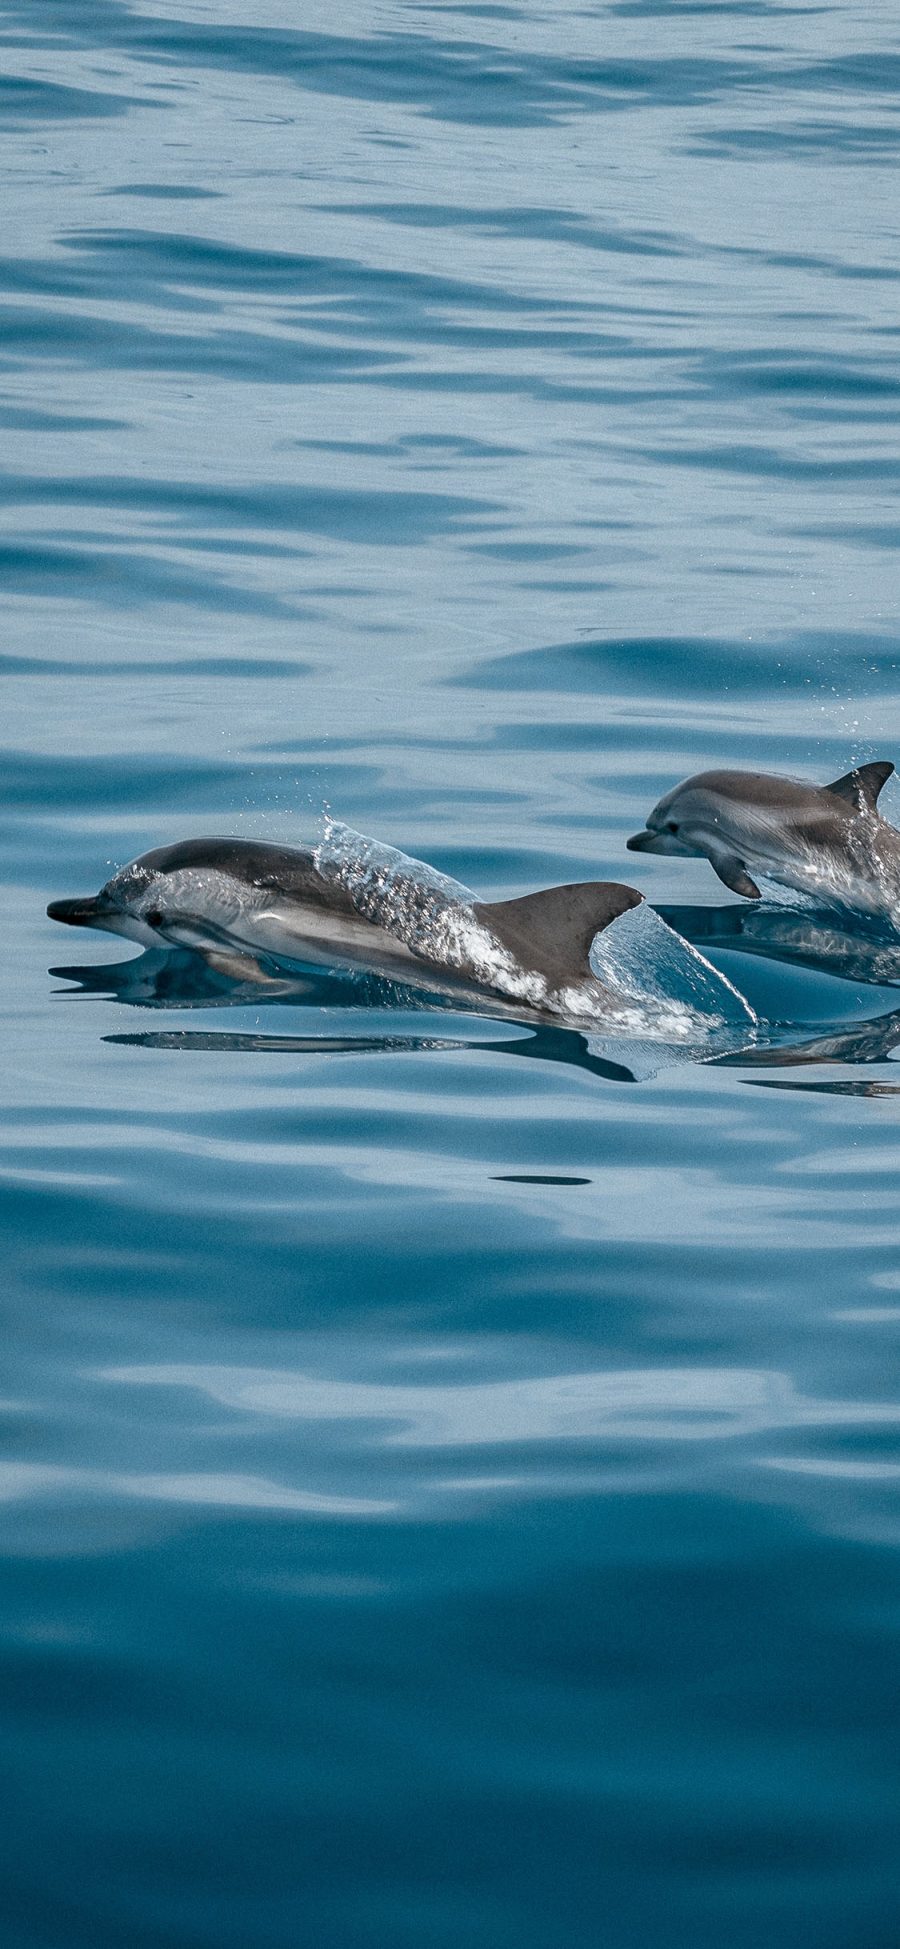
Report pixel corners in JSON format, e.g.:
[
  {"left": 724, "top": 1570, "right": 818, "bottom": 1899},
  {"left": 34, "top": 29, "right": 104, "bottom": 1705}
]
[
  {"left": 51, "top": 933, "right": 900, "bottom": 1090},
  {"left": 49, "top": 946, "right": 651, "bottom": 1084},
  {"left": 658, "top": 900, "right": 900, "bottom": 991}
]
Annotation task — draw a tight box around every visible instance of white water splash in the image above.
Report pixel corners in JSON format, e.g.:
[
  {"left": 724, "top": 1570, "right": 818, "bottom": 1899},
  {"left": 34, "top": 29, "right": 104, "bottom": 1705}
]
[
  {"left": 314, "top": 820, "right": 756, "bottom": 1039},
  {"left": 314, "top": 819, "right": 549, "bottom": 1009},
  {"left": 315, "top": 817, "right": 475, "bottom": 916},
  {"left": 589, "top": 903, "right": 756, "bottom": 1036},
  {"left": 736, "top": 797, "right": 900, "bottom": 922}
]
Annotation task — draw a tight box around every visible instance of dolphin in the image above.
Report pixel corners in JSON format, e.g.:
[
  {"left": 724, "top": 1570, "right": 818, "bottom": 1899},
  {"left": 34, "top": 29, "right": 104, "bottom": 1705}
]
[
  {"left": 48, "top": 834, "right": 645, "bottom": 1022},
  {"left": 627, "top": 761, "right": 900, "bottom": 915}
]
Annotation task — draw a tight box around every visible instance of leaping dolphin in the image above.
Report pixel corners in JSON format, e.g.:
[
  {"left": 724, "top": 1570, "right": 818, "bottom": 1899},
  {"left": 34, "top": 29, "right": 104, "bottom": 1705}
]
[
  {"left": 627, "top": 761, "right": 900, "bottom": 915},
  {"left": 48, "top": 832, "right": 645, "bottom": 1023}
]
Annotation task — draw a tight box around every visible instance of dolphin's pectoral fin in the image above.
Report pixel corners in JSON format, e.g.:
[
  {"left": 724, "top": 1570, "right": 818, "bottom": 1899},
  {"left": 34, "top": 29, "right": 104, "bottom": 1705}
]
[
  {"left": 707, "top": 851, "right": 762, "bottom": 899},
  {"left": 150, "top": 910, "right": 264, "bottom": 963},
  {"left": 474, "top": 881, "right": 643, "bottom": 986},
  {"left": 201, "top": 948, "right": 288, "bottom": 986},
  {"left": 148, "top": 913, "right": 210, "bottom": 950},
  {"left": 150, "top": 912, "right": 295, "bottom": 986},
  {"left": 825, "top": 760, "right": 894, "bottom": 811}
]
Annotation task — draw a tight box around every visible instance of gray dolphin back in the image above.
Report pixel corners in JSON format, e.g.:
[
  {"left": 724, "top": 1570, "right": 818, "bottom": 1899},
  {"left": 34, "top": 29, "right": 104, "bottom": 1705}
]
[
  {"left": 473, "top": 882, "right": 642, "bottom": 987},
  {"left": 135, "top": 838, "right": 358, "bottom": 916}
]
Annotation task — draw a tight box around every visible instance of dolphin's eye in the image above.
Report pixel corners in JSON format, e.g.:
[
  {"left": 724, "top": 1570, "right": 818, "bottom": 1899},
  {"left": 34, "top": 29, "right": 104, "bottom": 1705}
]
[
  {"left": 666, "top": 821, "right": 679, "bottom": 834},
  {"left": 146, "top": 909, "right": 164, "bottom": 928}
]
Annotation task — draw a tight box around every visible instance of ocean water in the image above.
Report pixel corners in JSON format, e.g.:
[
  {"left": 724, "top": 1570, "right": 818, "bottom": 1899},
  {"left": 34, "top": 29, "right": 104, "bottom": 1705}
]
[{"left": 4, "top": 1, "right": 900, "bottom": 1943}]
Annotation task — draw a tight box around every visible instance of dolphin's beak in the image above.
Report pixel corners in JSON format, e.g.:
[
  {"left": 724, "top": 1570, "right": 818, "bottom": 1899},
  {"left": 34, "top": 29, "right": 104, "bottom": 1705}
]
[
  {"left": 47, "top": 896, "right": 104, "bottom": 927},
  {"left": 626, "top": 829, "right": 693, "bottom": 857}
]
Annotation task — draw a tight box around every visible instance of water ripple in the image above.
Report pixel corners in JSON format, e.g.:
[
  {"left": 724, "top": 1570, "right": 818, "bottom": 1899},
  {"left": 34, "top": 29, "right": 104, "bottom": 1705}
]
[
  {"left": 5, "top": 0, "right": 900, "bottom": 1939},
  {"left": 102, "top": 1360, "right": 900, "bottom": 1453}
]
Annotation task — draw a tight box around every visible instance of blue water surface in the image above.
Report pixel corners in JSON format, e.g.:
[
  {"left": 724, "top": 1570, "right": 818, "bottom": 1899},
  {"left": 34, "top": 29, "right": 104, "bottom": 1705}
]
[{"left": 4, "top": 1, "right": 900, "bottom": 1943}]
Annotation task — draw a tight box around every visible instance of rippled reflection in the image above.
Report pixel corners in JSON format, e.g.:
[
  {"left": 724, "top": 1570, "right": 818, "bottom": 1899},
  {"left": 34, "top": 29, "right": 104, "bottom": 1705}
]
[
  {"left": 102, "top": 1359, "right": 900, "bottom": 1451},
  {"left": 0, "top": 1463, "right": 389, "bottom": 1518}
]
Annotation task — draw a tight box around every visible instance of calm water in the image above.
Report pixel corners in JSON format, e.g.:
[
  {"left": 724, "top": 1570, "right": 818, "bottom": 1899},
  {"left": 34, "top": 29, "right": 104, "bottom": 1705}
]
[{"left": 4, "top": 2, "right": 900, "bottom": 1943}]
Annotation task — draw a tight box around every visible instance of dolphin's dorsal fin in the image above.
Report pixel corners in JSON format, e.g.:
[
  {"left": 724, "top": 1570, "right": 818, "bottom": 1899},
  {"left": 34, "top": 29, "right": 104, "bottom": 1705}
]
[
  {"left": 473, "top": 882, "right": 642, "bottom": 987},
  {"left": 825, "top": 760, "right": 894, "bottom": 811}
]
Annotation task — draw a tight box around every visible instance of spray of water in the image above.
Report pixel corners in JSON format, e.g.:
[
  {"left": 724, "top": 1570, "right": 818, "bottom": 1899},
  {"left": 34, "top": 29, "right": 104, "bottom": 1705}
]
[
  {"left": 588, "top": 902, "right": 756, "bottom": 1039},
  {"left": 315, "top": 820, "right": 756, "bottom": 1040},
  {"left": 314, "top": 819, "right": 549, "bottom": 1010}
]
